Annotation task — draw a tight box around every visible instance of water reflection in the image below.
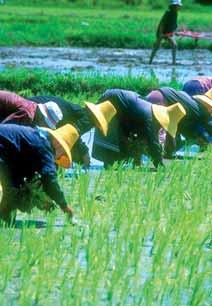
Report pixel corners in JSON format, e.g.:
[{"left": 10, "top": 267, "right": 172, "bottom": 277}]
[{"left": 0, "top": 47, "right": 211, "bottom": 82}]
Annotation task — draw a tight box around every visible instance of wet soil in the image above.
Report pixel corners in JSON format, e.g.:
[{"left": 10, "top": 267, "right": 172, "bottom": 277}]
[{"left": 0, "top": 46, "right": 211, "bottom": 82}]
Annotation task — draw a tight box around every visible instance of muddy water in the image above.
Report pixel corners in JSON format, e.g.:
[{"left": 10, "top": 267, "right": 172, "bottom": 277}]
[{"left": 0, "top": 47, "right": 211, "bottom": 82}]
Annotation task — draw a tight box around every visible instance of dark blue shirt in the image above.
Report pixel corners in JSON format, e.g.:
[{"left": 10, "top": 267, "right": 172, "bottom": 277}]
[
  {"left": 159, "top": 87, "right": 211, "bottom": 141},
  {"left": 97, "top": 89, "right": 163, "bottom": 167},
  {"left": 0, "top": 124, "right": 67, "bottom": 208}
]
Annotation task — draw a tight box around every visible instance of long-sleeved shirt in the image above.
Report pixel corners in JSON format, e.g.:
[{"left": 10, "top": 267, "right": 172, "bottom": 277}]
[
  {"left": 0, "top": 90, "right": 37, "bottom": 125},
  {"left": 93, "top": 89, "right": 163, "bottom": 167},
  {"left": 0, "top": 124, "right": 67, "bottom": 208}
]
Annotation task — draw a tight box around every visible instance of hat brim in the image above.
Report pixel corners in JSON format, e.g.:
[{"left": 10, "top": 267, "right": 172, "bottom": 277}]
[
  {"left": 193, "top": 95, "right": 212, "bottom": 113},
  {"left": 152, "top": 105, "right": 177, "bottom": 138},
  {"left": 44, "top": 128, "right": 72, "bottom": 168},
  {"left": 85, "top": 102, "right": 108, "bottom": 136}
]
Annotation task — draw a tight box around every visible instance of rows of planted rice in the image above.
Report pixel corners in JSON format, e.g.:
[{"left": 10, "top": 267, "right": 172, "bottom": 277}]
[
  {"left": 0, "top": 147, "right": 211, "bottom": 305},
  {"left": 0, "top": 0, "right": 211, "bottom": 304},
  {"left": 0, "top": 68, "right": 181, "bottom": 100}
]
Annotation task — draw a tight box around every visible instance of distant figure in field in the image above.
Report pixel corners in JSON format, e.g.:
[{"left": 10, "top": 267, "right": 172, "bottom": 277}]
[
  {"left": 182, "top": 76, "right": 212, "bottom": 96},
  {"left": 149, "top": 0, "right": 182, "bottom": 65}
]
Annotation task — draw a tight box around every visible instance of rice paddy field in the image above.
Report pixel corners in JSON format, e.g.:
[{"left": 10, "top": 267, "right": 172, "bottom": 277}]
[
  {"left": 0, "top": 68, "right": 180, "bottom": 101},
  {"left": 0, "top": 0, "right": 212, "bottom": 304},
  {"left": 0, "top": 69, "right": 211, "bottom": 305},
  {"left": 0, "top": 148, "right": 211, "bottom": 305}
]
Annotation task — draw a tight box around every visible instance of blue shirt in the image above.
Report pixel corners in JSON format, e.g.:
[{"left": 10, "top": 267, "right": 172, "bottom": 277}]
[{"left": 0, "top": 124, "right": 67, "bottom": 208}]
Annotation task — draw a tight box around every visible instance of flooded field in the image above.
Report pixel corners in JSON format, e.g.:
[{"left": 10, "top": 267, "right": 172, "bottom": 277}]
[
  {"left": 0, "top": 47, "right": 211, "bottom": 82},
  {"left": 0, "top": 46, "right": 211, "bottom": 306}
]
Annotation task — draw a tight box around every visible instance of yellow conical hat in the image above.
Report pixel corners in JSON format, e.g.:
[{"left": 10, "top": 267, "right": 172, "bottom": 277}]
[
  {"left": 205, "top": 88, "right": 212, "bottom": 99},
  {"left": 43, "top": 124, "right": 79, "bottom": 168},
  {"left": 85, "top": 100, "right": 117, "bottom": 136},
  {"left": 152, "top": 103, "right": 186, "bottom": 137},
  {"left": 193, "top": 88, "right": 212, "bottom": 114}
]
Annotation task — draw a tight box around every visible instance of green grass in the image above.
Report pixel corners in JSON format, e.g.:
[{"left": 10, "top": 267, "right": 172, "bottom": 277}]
[
  {"left": 0, "top": 147, "right": 211, "bottom": 305},
  {"left": 0, "top": 68, "right": 182, "bottom": 104},
  {"left": 0, "top": 2, "right": 211, "bottom": 49}
]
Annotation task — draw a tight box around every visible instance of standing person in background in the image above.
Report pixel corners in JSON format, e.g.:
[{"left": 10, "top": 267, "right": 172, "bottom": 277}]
[
  {"left": 182, "top": 76, "right": 212, "bottom": 96},
  {"left": 149, "top": 0, "right": 182, "bottom": 65}
]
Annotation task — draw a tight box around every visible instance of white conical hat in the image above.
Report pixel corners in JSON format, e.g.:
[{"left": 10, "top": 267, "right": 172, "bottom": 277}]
[{"left": 170, "top": 0, "right": 182, "bottom": 6}]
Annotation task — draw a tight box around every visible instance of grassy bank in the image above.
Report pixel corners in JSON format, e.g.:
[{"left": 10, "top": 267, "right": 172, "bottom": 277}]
[
  {"left": 0, "top": 68, "right": 182, "bottom": 104},
  {"left": 0, "top": 2, "right": 211, "bottom": 49},
  {"left": 0, "top": 147, "right": 211, "bottom": 305}
]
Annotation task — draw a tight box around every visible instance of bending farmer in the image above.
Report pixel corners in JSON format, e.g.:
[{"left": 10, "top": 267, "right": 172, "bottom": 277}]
[
  {"left": 28, "top": 95, "right": 94, "bottom": 168},
  {"left": 182, "top": 76, "right": 212, "bottom": 96},
  {"left": 0, "top": 123, "right": 79, "bottom": 225},
  {"left": 146, "top": 87, "right": 212, "bottom": 157},
  {"left": 0, "top": 90, "right": 62, "bottom": 129},
  {"left": 85, "top": 88, "right": 186, "bottom": 168}
]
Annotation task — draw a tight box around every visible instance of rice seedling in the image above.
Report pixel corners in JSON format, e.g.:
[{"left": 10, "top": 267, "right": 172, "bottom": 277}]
[
  {"left": 0, "top": 58, "right": 211, "bottom": 306},
  {"left": 1, "top": 146, "right": 211, "bottom": 305},
  {"left": 0, "top": 68, "right": 180, "bottom": 100}
]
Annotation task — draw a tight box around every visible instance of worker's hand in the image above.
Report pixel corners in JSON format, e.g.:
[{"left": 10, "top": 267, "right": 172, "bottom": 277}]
[
  {"left": 62, "top": 205, "right": 73, "bottom": 218},
  {"left": 62, "top": 205, "right": 80, "bottom": 226},
  {"left": 43, "top": 200, "right": 56, "bottom": 212},
  {"left": 82, "top": 152, "right": 90, "bottom": 168}
]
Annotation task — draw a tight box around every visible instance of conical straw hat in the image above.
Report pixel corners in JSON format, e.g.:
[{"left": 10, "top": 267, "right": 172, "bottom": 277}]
[
  {"left": 43, "top": 124, "right": 79, "bottom": 168},
  {"left": 85, "top": 100, "right": 117, "bottom": 136},
  {"left": 152, "top": 103, "right": 186, "bottom": 137},
  {"left": 193, "top": 89, "right": 212, "bottom": 114}
]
